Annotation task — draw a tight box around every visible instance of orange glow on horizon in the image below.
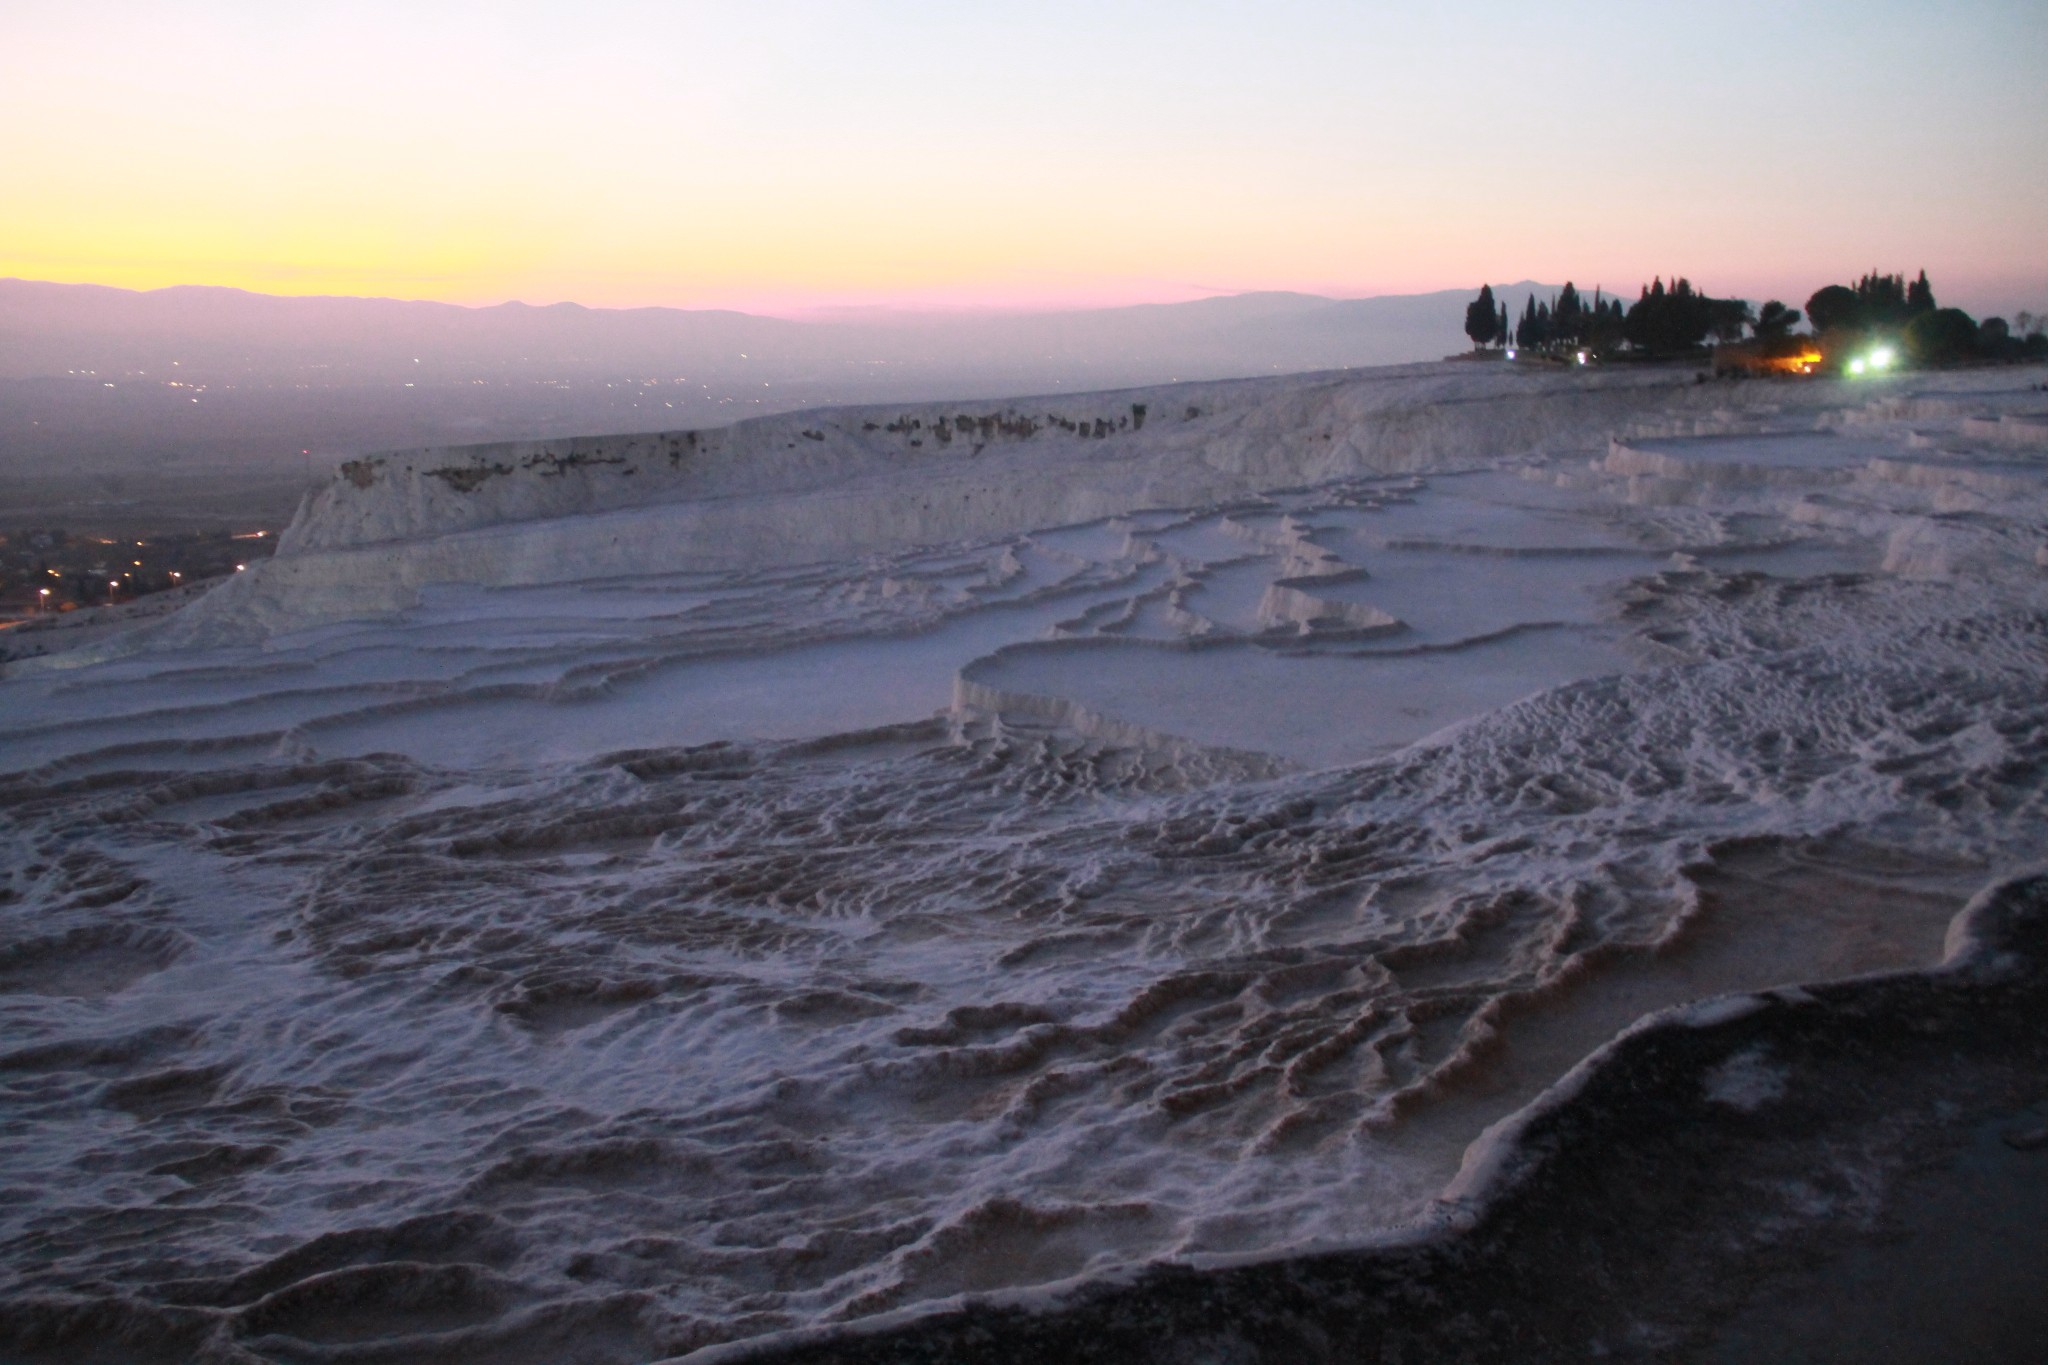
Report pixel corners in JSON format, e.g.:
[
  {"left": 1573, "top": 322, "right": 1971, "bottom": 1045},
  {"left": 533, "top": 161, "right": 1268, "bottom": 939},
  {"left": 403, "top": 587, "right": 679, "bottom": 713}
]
[{"left": 3, "top": 4, "right": 2041, "bottom": 318}]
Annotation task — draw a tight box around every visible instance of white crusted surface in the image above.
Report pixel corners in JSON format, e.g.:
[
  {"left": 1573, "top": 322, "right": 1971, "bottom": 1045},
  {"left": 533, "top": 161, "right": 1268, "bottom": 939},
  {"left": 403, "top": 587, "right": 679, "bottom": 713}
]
[{"left": 1, "top": 363, "right": 2044, "bottom": 1359}]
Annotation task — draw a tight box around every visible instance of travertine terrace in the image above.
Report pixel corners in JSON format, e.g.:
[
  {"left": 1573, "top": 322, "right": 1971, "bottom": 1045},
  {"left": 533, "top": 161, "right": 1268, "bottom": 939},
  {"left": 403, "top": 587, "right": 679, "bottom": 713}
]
[{"left": 3, "top": 361, "right": 2046, "bottom": 1362}]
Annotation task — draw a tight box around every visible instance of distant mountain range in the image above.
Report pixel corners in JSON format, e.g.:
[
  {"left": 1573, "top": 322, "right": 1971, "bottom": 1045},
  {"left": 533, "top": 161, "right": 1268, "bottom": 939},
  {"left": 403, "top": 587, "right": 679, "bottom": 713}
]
[
  {"left": 0, "top": 277, "right": 1565, "bottom": 529},
  {"left": 0, "top": 278, "right": 1567, "bottom": 389}
]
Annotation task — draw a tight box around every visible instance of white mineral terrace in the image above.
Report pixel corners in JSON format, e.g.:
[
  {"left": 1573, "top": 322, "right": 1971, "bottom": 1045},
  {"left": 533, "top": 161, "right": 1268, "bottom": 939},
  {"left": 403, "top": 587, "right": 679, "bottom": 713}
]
[{"left": 2, "top": 362, "right": 2045, "bottom": 1361}]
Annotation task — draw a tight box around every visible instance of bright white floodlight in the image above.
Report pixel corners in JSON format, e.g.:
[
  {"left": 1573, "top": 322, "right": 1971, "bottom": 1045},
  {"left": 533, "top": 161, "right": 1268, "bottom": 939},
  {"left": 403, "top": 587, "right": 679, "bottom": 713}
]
[
  {"left": 1870, "top": 346, "right": 1895, "bottom": 370},
  {"left": 1849, "top": 358, "right": 1868, "bottom": 375}
]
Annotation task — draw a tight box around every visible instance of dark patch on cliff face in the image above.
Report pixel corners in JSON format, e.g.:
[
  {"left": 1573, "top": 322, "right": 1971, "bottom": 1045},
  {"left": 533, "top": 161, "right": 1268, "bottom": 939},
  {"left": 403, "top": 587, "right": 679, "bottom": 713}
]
[
  {"left": 887, "top": 411, "right": 1051, "bottom": 448},
  {"left": 340, "top": 460, "right": 378, "bottom": 489},
  {"left": 519, "top": 448, "right": 626, "bottom": 479},
  {"left": 424, "top": 463, "right": 511, "bottom": 492},
  {"left": 667, "top": 430, "right": 704, "bottom": 466},
  {"left": 417, "top": 447, "right": 633, "bottom": 492}
]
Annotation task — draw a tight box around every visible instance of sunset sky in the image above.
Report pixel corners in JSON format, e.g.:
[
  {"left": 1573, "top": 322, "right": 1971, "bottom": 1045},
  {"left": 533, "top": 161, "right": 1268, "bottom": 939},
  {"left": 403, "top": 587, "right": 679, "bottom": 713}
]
[{"left": 4, "top": 0, "right": 2044, "bottom": 316}]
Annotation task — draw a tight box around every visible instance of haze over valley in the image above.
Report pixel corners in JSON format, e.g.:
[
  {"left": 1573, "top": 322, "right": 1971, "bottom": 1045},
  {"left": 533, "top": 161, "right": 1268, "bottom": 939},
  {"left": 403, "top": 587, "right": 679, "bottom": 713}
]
[{"left": 0, "top": 279, "right": 1520, "bottom": 532}]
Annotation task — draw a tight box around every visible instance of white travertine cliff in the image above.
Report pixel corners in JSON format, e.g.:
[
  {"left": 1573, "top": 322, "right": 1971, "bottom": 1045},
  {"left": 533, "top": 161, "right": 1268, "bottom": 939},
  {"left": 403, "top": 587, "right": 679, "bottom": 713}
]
[{"left": 196, "top": 365, "right": 1813, "bottom": 637}]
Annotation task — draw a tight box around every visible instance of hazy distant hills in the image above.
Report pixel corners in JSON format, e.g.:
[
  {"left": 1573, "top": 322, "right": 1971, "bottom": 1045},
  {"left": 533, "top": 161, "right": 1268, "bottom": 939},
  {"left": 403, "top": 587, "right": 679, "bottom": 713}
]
[
  {"left": 0, "top": 278, "right": 1564, "bottom": 387},
  {"left": 0, "top": 279, "right": 799, "bottom": 384},
  {"left": 0, "top": 277, "right": 1560, "bottom": 530}
]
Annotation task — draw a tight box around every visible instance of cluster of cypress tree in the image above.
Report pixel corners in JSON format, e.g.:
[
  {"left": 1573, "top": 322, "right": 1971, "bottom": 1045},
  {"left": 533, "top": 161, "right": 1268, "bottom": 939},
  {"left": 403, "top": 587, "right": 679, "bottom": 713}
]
[
  {"left": 1463, "top": 285, "right": 1507, "bottom": 350},
  {"left": 1620, "top": 277, "right": 1756, "bottom": 355},
  {"left": 1465, "top": 282, "right": 1628, "bottom": 352},
  {"left": 1464, "top": 279, "right": 1731, "bottom": 357},
  {"left": 1805, "top": 271, "right": 1936, "bottom": 335},
  {"left": 1799, "top": 271, "right": 2043, "bottom": 364},
  {"left": 1467, "top": 268, "right": 2039, "bottom": 367},
  {"left": 1515, "top": 283, "right": 1625, "bottom": 351}
]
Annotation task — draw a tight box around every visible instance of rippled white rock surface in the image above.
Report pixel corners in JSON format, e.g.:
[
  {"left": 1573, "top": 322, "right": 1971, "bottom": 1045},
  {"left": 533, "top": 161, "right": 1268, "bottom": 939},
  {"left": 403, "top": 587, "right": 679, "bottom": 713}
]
[{"left": 3, "top": 363, "right": 2045, "bottom": 1361}]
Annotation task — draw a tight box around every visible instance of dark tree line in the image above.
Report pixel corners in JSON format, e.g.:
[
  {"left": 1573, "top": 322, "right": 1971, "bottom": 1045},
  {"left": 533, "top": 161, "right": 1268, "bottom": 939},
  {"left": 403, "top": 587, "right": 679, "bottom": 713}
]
[
  {"left": 1805, "top": 270, "right": 1935, "bottom": 335},
  {"left": 1464, "top": 281, "right": 1625, "bottom": 352},
  {"left": 1466, "top": 266, "right": 2044, "bottom": 368},
  {"left": 1620, "top": 277, "right": 1754, "bottom": 356},
  {"left": 1464, "top": 284, "right": 1501, "bottom": 349},
  {"left": 1802, "top": 270, "right": 2044, "bottom": 365},
  {"left": 1754, "top": 300, "right": 1802, "bottom": 341},
  {"left": 1464, "top": 278, "right": 1747, "bottom": 358},
  {"left": 1519, "top": 282, "right": 1627, "bottom": 350}
]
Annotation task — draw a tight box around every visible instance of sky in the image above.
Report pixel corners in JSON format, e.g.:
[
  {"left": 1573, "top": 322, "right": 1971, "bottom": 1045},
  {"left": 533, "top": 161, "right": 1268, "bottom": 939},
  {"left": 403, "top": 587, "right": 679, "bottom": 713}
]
[{"left": 3, "top": 0, "right": 2044, "bottom": 316}]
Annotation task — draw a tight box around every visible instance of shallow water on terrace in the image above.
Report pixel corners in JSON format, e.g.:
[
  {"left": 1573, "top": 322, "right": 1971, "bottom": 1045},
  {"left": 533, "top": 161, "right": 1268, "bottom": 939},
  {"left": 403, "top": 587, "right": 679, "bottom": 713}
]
[
  {"left": 1022, "top": 520, "right": 1138, "bottom": 563},
  {"left": 1177, "top": 558, "right": 1291, "bottom": 633},
  {"left": 964, "top": 626, "right": 1640, "bottom": 767},
  {"left": 1324, "top": 546, "right": 1652, "bottom": 643},
  {"left": 1627, "top": 431, "right": 1906, "bottom": 469},
  {"left": 1347, "top": 472, "right": 1648, "bottom": 552},
  {"left": 0, "top": 552, "right": 1156, "bottom": 773},
  {"left": 303, "top": 598, "right": 1085, "bottom": 767},
  {"left": 1692, "top": 537, "right": 1884, "bottom": 577},
  {"left": 1139, "top": 517, "right": 1269, "bottom": 566}
]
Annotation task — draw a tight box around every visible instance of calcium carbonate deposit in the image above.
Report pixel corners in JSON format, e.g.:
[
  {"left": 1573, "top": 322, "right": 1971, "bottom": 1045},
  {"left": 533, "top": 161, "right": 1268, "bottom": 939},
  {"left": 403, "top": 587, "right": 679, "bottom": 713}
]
[{"left": 3, "top": 362, "right": 2046, "bottom": 1361}]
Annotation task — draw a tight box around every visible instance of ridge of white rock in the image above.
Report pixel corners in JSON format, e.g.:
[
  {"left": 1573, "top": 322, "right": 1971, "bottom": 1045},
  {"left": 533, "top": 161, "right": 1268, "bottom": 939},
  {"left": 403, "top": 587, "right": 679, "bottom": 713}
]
[
  {"left": 277, "top": 366, "right": 1729, "bottom": 554},
  {"left": 170, "top": 364, "right": 1803, "bottom": 641}
]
